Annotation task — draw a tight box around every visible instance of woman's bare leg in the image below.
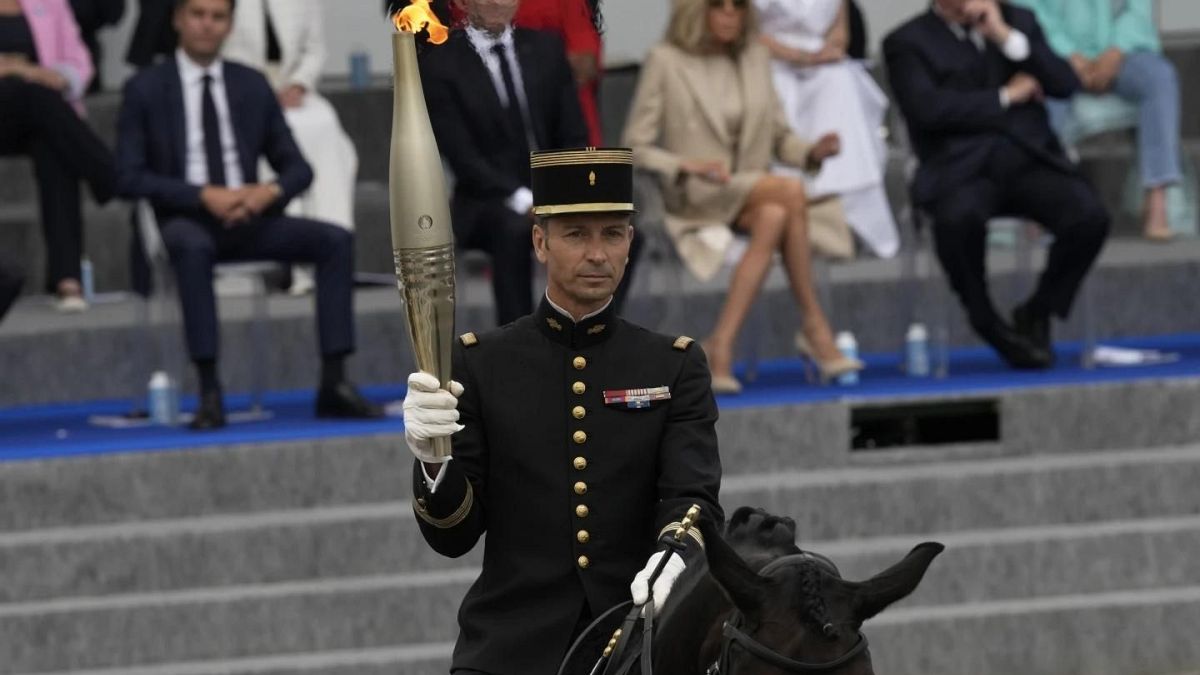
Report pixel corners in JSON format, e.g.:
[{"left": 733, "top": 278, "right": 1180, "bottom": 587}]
[
  {"left": 704, "top": 202, "right": 788, "bottom": 379},
  {"left": 741, "top": 176, "right": 843, "bottom": 361}
]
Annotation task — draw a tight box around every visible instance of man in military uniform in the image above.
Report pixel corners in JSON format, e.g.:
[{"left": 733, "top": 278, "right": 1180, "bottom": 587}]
[{"left": 402, "top": 147, "right": 723, "bottom": 675}]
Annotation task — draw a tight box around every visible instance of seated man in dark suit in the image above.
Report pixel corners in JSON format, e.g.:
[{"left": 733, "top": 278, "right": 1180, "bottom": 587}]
[
  {"left": 116, "top": 0, "right": 380, "bottom": 429},
  {"left": 419, "top": 0, "right": 591, "bottom": 326},
  {"left": 885, "top": 0, "right": 1110, "bottom": 369}
]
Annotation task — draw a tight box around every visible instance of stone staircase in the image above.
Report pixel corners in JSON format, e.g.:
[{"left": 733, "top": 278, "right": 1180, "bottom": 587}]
[{"left": 3, "top": 405, "right": 1200, "bottom": 673}]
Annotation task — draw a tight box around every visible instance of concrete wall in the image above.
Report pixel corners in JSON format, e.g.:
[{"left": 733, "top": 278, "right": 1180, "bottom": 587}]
[{"left": 94, "top": 0, "right": 1200, "bottom": 88}]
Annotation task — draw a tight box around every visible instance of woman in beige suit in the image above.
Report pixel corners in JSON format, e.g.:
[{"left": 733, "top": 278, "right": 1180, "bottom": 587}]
[{"left": 622, "top": 0, "right": 861, "bottom": 392}]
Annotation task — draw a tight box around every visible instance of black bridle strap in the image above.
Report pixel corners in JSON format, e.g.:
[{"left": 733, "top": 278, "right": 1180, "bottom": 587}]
[{"left": 720, "top": 621, "right": 869, "bottom": 673}]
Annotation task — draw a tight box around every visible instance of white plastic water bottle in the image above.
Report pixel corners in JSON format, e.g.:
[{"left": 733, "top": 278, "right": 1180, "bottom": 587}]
[
  {"left": 148, "top": 371, "right": 179, "bottom": 426},
  {"left": 835, "top": 331, "right": 859, "bottom": 386},
  {"left": 80, "top": 257, "right": 95, "bottom": 304},
  {"left": 906, "top": 323, "right": 931, "bottom": 377}
]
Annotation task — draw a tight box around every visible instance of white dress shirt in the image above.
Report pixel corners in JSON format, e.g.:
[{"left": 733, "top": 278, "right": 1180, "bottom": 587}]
[
  {"left": 177, "top": 48, "right": 245, "bottom": 188},
  {"left": 465, "top": 24, "right": 537, "bottom": 215},
  {"left": 933, "top": 9, "right": 1031, "bottom": 109}
]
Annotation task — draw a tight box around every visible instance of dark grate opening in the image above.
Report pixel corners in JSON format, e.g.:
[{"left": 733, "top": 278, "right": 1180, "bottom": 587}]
[{"left": 850, "top": 399, "right": 1000, "bottom": 450}]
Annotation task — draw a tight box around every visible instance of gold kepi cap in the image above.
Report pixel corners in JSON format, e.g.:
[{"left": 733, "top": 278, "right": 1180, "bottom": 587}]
[{"left": 530, "top": 147, "right": 636, "bottom": 217}]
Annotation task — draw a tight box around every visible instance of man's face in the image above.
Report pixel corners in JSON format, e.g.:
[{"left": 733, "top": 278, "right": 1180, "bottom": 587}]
[
  {"left": 457, "top": 0, "right": 520, "bottom": 34},
  {"left": 936, "top": 0, "right": 985, "bottom": 24},
  {"left": 174, "top": 0, "right": 234, "bottom": 61},
  {"left": 533, "top": 213, "right": 634, "bottom": 309}
]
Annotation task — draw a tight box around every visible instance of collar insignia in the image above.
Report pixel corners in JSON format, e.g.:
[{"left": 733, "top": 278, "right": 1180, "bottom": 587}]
[
  {"left": 546, "top": 317, "right": 564, "bottom": 332},
  {"left": 587, "top": 324, "right": 606, "bottom": 335}
]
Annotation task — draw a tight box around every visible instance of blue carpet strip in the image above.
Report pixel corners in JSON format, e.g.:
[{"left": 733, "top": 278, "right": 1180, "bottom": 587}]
[{"left": 2, "top": 333, "right": 1199, "bottom": 462}]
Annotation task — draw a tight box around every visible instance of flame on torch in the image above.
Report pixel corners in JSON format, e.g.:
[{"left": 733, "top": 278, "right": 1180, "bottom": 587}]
[{"left": 393, "top": 0, "right": 450, "bottom": 45}]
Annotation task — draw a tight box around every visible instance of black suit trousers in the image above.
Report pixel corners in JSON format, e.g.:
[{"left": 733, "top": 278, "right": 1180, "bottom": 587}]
[
  {"left": 926, "top": 139, "right": 1109, "bottom": 326},
  {"left": 453, "top": 194, "right": 536, "bottom": 326},
  {"left": 159, "top": 213, "right": 356, "bottom": 362},
  {"left": 0, "top": 78, "right": 115, "bottom": 291}
]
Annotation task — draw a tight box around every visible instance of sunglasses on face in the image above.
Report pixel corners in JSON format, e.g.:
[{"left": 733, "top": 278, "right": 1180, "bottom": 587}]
[{"left": 707, "top": 0, "right": 748, "bottom": 9}]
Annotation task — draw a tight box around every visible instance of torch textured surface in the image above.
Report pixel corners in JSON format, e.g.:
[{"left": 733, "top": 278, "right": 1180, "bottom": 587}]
[{"left": 390, "top": 30, "right": 456, "bottom": 459}]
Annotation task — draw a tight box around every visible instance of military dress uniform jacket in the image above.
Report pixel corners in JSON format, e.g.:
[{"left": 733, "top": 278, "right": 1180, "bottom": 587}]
[{"left": 411, "top": 298, "right": 723, "bottom": 675}]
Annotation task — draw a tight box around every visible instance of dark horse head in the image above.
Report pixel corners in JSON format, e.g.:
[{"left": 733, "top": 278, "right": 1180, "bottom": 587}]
[{"left": 650, "top": 507, "right": 944, "bottom": 675}]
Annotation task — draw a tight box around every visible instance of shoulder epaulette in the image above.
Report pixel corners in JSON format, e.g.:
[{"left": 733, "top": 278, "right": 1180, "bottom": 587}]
[
  {"left": 459, "top": 332, "right": 479, "bottom": 348},
  {"left": 673, "top": 336, "right": 695, "bottom": 351}
]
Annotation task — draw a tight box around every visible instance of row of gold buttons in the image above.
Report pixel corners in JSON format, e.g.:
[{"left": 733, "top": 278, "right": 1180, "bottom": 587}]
[{"left": 573, "top": 355, "right": 589, "bottom": 569}]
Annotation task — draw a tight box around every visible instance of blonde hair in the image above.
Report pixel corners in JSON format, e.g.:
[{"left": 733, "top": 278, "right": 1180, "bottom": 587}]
[{"left": 665, "top": 0, "right": 759, "bottom": 56}]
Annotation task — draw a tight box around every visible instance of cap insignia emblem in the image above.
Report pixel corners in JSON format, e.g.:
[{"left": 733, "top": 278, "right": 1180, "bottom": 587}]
[{"left": 588, "top": 171, "right": 597, "bottom": 187}]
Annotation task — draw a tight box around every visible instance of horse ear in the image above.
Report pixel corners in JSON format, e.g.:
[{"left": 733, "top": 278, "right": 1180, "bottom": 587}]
[
  {"left": 851, "top": 542, "right": 944, "bottom": 623},
  {"left": 701, "top": 518, "right": 768, "bottom": 612}
]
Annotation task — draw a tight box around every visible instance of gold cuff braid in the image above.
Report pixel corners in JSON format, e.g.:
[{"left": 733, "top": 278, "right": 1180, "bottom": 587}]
[
  {"left": 413, "top": 480, "right": 474, "bottom": 529},
  {"left": 658, "top": 521, "right": 705, "bottom": 550}
]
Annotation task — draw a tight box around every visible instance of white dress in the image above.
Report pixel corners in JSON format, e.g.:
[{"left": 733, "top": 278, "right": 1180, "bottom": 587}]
[
  {"left": 222, "top": 0, "right": 358, "bottom": 234},
  {"left": 755, "top": 0, "right": 898, "bottom": 258}
]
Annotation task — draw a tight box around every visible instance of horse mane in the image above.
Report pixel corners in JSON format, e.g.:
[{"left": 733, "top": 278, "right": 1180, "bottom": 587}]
[{"left": 722, "top": 506, "right": 835, "bottom": 631}]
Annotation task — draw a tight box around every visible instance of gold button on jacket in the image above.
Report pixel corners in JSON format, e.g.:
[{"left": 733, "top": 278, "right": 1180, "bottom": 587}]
[
  {"left": 575, "top": 504, "right": 590, "bottom": 518},
  {"left": 577, "top": 555, "right": 591, "bottom": 569},
  {"left": 576, "top": 530, "right": 590, "bottom": 543},
  {"left": 573, "top": 430, "right": 588, "bottom": 444},
  {"left": 572, "top": 381, "right": 586, "bottom": 395},
  {"left": 573, "top": 456, "right": 588, "bottom": 470},
  {"left": 572, "top": 405, "right": 586, "bottom": 419},
  {"left": 573, "top": 356, "right": 587, "bottom": 370},
  {"left": 574, "top": 481, "right": 588, "bottom": 495}
]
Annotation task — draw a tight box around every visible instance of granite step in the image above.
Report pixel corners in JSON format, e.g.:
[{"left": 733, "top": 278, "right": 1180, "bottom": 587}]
[
  {"left": 3, "top": 484, "right": 1199, "bottom": 609},
  {"left": 4, "top": 438, "right": 1200, "bottom": 537},
  {"left": 870, "top": 585, "right": 1200, "bottom": 675},
  {"left": 721, "top": 444, "right": 1200, "bottom": 542},
  {"left": 8, "top": 580, "right": 1200, "bottom": 673},
  {"left": 0, "top": 574, "right": 469, "bottom": 672},
  {"left": 27, "top": 646, "right": 452, "bottom": 675}
]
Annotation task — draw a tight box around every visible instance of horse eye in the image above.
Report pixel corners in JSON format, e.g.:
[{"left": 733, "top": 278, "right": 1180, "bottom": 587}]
[{"left": 822, "top": 623, "right": 838, "bottom": 639}]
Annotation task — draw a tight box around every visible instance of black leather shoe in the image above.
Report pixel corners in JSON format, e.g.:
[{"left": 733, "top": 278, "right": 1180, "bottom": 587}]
[
  {"left": 316, "top": 381, "right": 384, "bottom": 419},
  {"left": 1013, "top": 301, "right": 1052, "bottom": 353},
  {"left": 190, "top": 389, "right": 226, "bottom": 430},
  {"left": 973, "top": 318, "right": 1054, "bottom": 370}
]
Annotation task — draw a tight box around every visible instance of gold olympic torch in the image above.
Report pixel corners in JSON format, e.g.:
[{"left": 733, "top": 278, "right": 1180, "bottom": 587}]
[{"left": 391, "top": 4, "right": 455, "bottom": 460}]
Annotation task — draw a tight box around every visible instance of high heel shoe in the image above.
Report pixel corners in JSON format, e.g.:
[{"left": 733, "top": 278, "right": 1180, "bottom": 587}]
[
  {"left": 795, "top": 333, "right": 864, "bottom": 384},
  {"left": 710, "top": 374, "right": 743, "bottom": 395},
  {"left": 701, "top": 338, "right": 743, "bottom": 395}
]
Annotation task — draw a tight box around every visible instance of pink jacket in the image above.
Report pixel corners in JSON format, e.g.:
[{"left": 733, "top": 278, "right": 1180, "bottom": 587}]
[{"left": 19, "top": 0, "right": 94, "bottom": 113}]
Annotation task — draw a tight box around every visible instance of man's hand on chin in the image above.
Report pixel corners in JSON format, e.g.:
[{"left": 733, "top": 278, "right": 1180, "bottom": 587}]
[{"left": 964, "top": 0, "right": 1011, "bottom": 44}]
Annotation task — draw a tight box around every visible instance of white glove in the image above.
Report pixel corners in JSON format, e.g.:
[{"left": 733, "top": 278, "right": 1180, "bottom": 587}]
[
  {"left": 402, "top": 372, "right": 464, "bottom": 464},
  {"left": 630, "top": 550, "right": 686, "bottom": 617}
]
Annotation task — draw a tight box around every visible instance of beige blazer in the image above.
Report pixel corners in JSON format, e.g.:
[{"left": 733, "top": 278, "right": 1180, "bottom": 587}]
[{"left": 622, "top": 42, "right": 851, "bottom": 279}]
